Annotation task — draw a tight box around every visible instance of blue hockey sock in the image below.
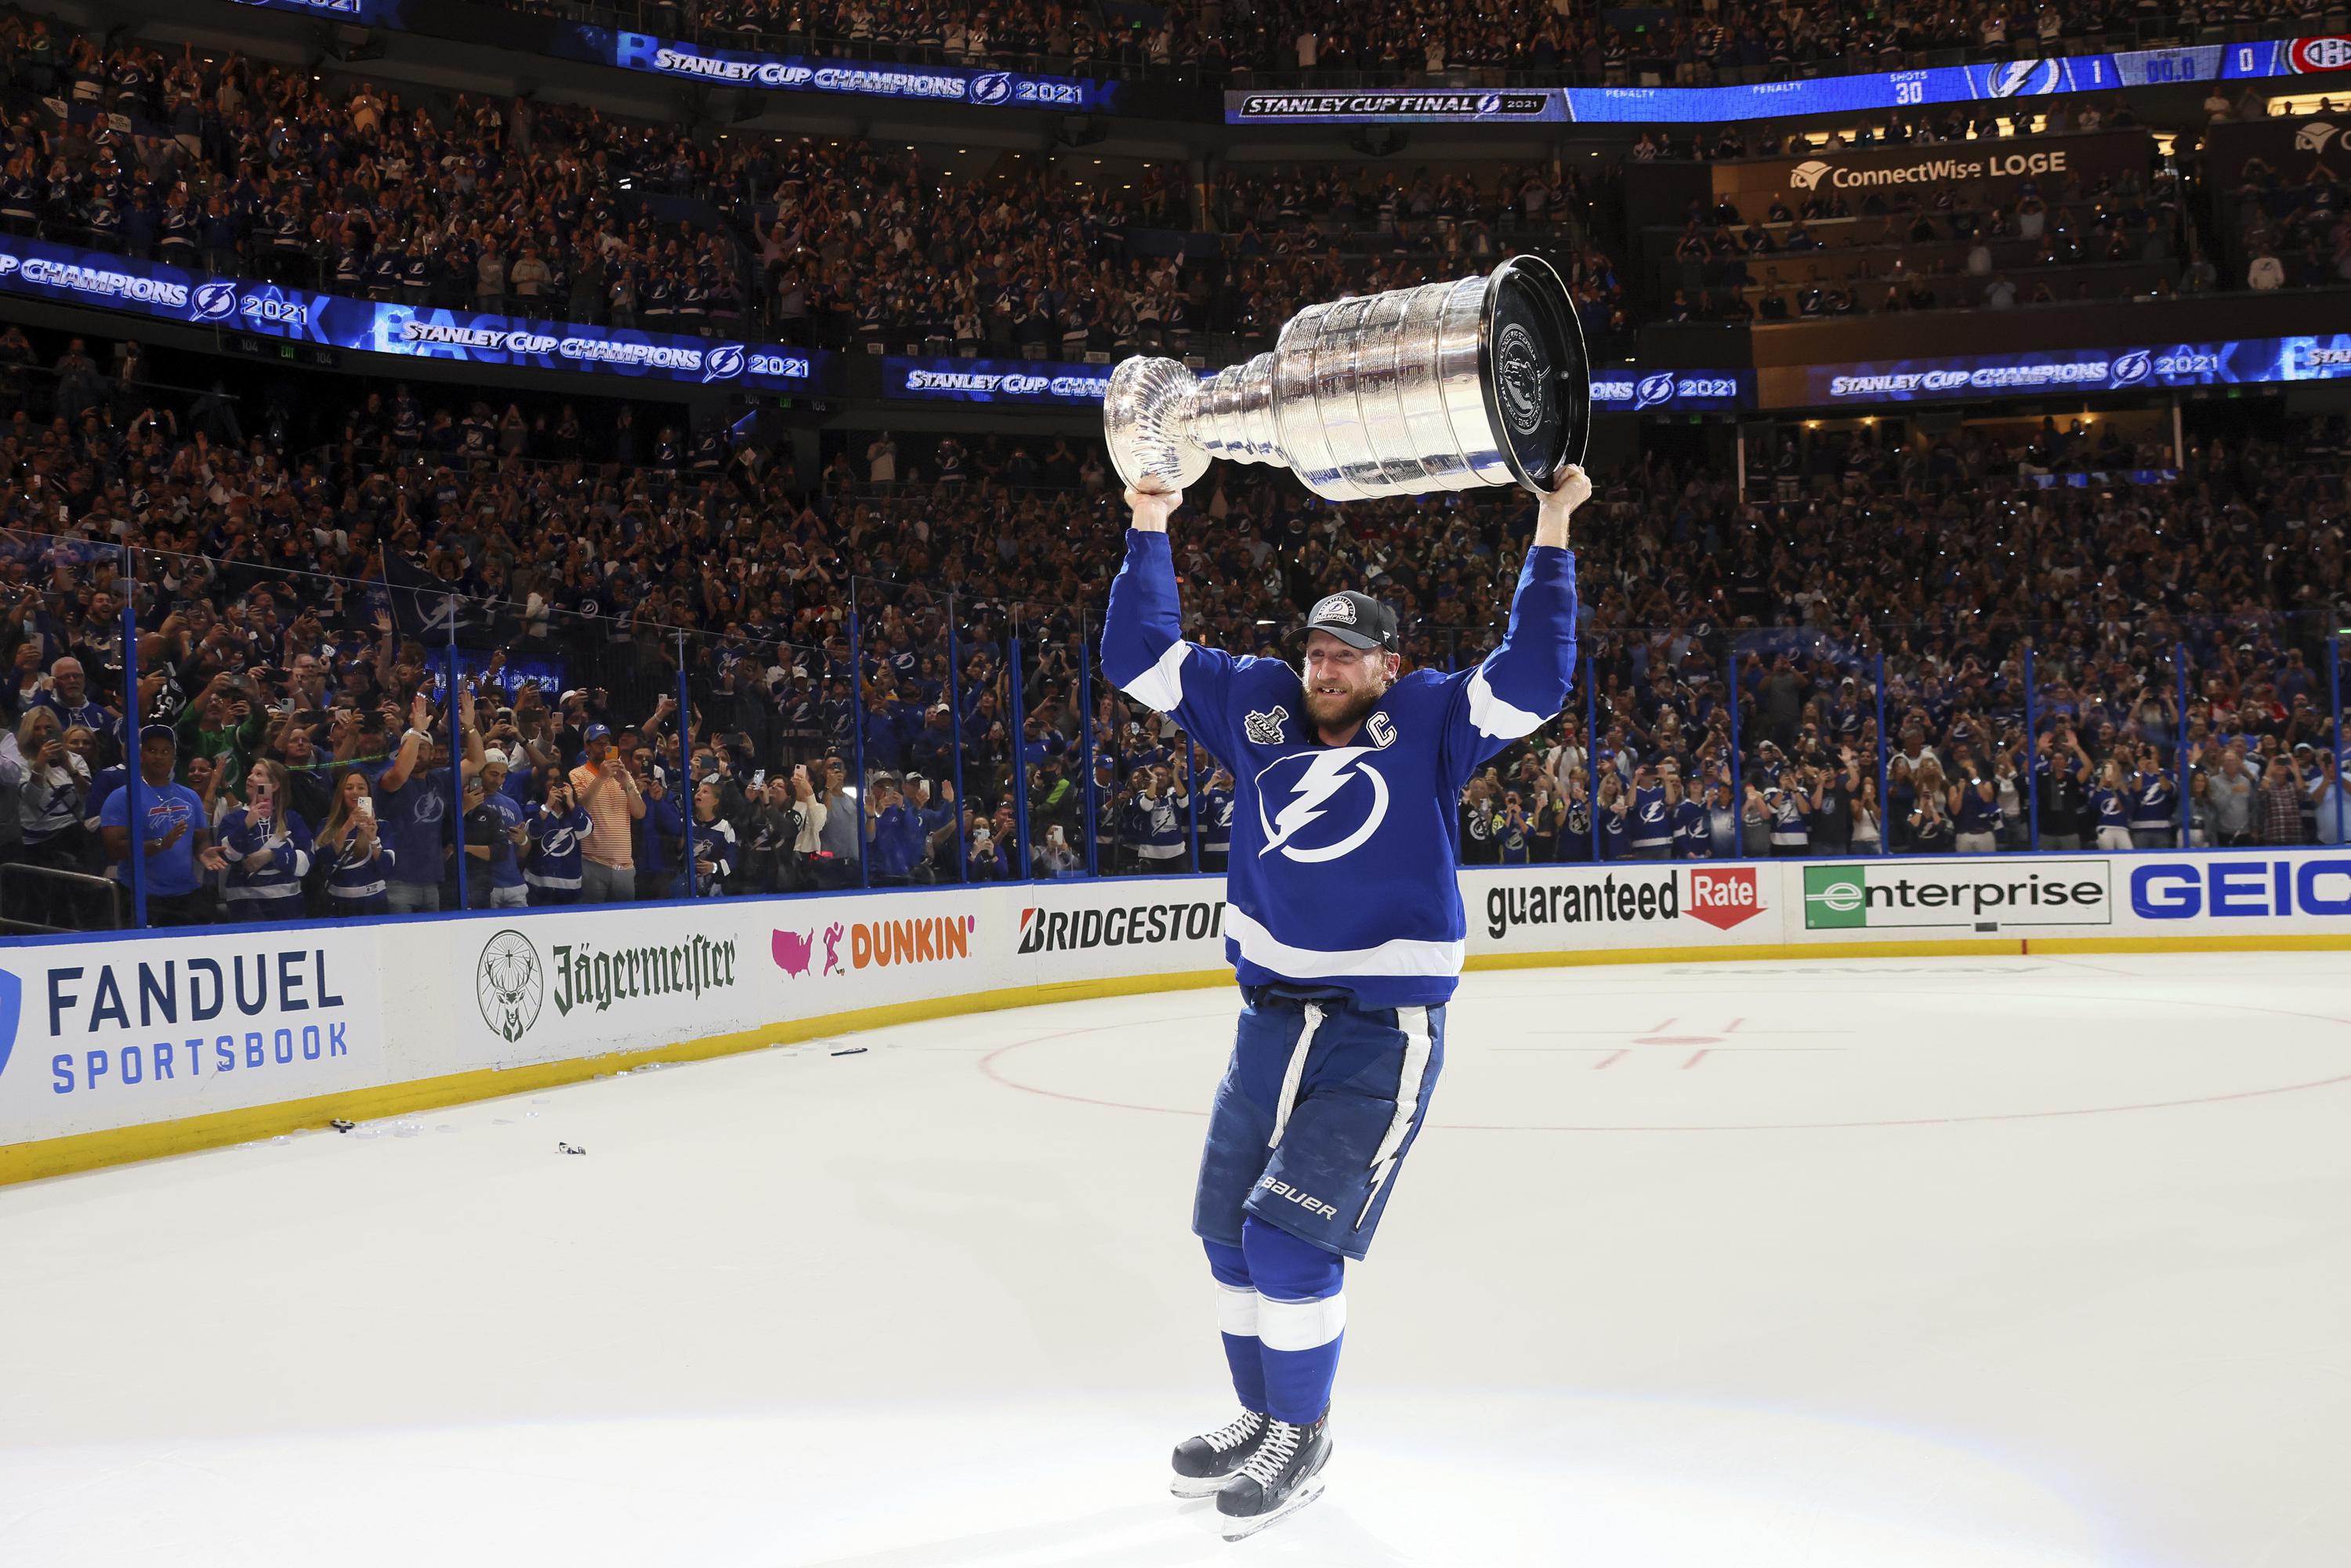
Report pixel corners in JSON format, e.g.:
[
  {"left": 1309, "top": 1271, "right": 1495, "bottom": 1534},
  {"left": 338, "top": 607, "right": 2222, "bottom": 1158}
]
[
  {"left": 1203, "top": 1240, "right": 1266, "bottom": 1414},
  {"left": 1241, "top": 1215, "right": 1346, "bottom": 1425}
]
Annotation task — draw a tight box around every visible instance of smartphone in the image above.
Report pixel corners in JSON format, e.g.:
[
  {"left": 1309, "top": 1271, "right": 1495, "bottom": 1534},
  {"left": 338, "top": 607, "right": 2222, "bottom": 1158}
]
[{"left": 356, "top": 795, "right": 375, "bottom": 822}]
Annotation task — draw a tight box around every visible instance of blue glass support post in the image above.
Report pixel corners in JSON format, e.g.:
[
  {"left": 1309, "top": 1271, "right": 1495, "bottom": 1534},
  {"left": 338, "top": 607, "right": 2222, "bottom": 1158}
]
[
  {"left": 1009, "top": 635, "right": 1033, "bottom": 880},
  {"left": 447, "top": 596, "right": 467, "bottom": 911},
  {"left": 1583, "top": 654, "right": 1601, "bottom": 861},
  {"left": 1186, "top": 737, "right": 1201, "bottom": 874},
  {"left": 849, "top": 609, "right": 869, "bottom": 889},
  {"left": 2332, "top": 636, "right": 2346, "bottom": 845},
  {"left": 2023, "top": 644, "right": 2040, "bottom": 855},
  {"left": 1728, "top": 646, "right": 1744, "bottom": 860},
  {"left": 677, "top": 629, "right": 695, "bottom": 900},
  {"left": 948, "top": 603, "right": 969, "bottom": 882},
  {"left": 121, "top": 567, "right": 145, "bottom": 929},
  {"left": 1078, "top": 615, "right": 1098, "bottom": 878},
  {"left": 1874, "top": 652, "right": 1890, "bottom": 857},
  {"left": 2175, "top": 642, "right": 2191, "bottom": 849}
]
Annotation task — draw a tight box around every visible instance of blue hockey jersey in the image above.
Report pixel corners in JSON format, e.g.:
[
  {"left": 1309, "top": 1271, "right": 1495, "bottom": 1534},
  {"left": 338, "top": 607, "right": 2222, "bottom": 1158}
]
[{"left": 1103, "top": 528, "right": 1578, "bottom": 1007}]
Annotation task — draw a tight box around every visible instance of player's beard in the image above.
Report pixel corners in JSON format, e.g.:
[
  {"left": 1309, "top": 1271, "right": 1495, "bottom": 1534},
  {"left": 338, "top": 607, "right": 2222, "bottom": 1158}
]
[{"left": 1302, "top": 676, "right": 1386, "bottom": 734}]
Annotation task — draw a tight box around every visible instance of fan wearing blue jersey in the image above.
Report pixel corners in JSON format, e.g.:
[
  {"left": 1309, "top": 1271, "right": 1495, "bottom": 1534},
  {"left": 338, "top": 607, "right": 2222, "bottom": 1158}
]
[{"left": 1103, "top": 464, "right": 1588, "bottom": 1540}]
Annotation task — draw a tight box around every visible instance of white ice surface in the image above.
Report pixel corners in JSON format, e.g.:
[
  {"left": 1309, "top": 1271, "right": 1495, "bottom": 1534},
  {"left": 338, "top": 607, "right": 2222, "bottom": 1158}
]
[{"left": 5, "top": 951, "right": 2349, "bottom": 1567}]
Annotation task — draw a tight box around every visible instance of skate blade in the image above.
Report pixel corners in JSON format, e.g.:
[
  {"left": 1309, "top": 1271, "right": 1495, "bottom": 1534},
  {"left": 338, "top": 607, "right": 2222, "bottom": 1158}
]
[
  {"left": 1217, "top": 1474, "right": 1327, "bottom": 1541},
  {"left": 1169, "top": 1472, "right": 1230, "bottom": 1499}
]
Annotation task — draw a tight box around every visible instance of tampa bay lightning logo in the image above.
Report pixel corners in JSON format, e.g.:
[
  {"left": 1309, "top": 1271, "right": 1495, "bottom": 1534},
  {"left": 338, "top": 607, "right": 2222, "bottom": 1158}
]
[
  {"left": 702, "top": 342, "right": 746, "bottom": 382},
  {"left": 190, "top": 281, "right": 238, "bottom": 321},
  {"left": 1255, "top": 748, "right": 1389, "bottom": 864},
  {"left": 1986, "top": 59, "right": 2063, "bottom": 97},
  {"left": 2110, "top": 349, "right": 2152, "bottom": 386},
  {"left": 1477, "top": 93, "right": 1501, "bottom": 114},
  {"left": 1634, "top": 372, "right": 1675, "bottom": 411},
  {"left": 969, "top": 71, "right": 1014, "bottom": 106}
]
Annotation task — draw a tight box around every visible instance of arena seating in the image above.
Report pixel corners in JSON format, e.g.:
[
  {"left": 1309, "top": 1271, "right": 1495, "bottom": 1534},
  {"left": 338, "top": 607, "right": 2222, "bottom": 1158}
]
[{"left": 0, "top": 317, "right": 2342, "bottom": 928}]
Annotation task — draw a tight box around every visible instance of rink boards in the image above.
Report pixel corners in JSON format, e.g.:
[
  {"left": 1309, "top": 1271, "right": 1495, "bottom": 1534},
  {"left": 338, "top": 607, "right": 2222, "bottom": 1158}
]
[{"left": 4, "top": 849, "right": 2349, "bottom": 1181}]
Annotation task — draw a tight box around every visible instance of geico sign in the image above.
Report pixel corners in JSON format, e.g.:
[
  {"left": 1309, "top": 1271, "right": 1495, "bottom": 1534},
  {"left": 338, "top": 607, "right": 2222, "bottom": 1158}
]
[
  {"left": 2129, "top": 857, "right": 2351, "bottom": 918},
  {"left": 1794, "top": 150, "right": 2068, "bottom": 190}
]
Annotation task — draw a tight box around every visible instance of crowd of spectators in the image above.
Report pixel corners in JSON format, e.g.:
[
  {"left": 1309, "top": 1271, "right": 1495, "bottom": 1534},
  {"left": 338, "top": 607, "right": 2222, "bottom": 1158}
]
[
  {"left": 1212, "top": 0, "right": 2324, "bottom": 85},
  {"left": 2230, "top": 151, "right": 2351, "bottom": 290},
  {"left": 1655, "top": 154, "right": 2195, "bottom": 320},
  {"left": 0, "top": 318, "right": 2345, "bottom": 930}
]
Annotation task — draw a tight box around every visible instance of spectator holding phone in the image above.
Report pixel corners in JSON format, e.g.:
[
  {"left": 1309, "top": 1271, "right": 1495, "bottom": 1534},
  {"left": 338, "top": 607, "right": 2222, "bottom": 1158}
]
[
  {"left": 525, "top": 772, "right": 591, "bottom": 904},
  {"left": 218, "top": 758, "right": 312, "bottom": 920},
  {"left": 317, "top": 768, "right": 393, "bottom": 915}
]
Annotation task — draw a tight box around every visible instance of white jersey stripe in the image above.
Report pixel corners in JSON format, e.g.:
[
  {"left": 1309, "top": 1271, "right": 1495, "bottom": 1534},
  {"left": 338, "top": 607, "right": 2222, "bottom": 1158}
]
[
  {"left": 1225, "top": 905, "right": 1465, "bottom": 980},
  {"left": 1120, "top": 639, "right": 1190, "bottom": 714},
  {"left": 1466, "top": 658, "right": 1545, "bottom": 740}
]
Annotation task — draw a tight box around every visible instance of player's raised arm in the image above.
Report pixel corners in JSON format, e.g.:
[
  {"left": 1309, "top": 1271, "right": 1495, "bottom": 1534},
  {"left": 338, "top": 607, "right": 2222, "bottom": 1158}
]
[
  {"left": 1102, "top": 486, "right": 1244, "bottom": 760},
  {"left": 1440, "top": 462, "right": 1591, "bottom": 780}
]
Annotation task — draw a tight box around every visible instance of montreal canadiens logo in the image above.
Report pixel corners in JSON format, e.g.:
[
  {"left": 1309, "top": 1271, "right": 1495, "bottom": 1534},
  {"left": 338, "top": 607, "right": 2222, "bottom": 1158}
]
[
  {"left": 969, "top": 71, "right": 1013, "bottom": 105},
  {"left": 2110, "top": 349, "right": 2152, "bottom": 386},
  {"left": 1634, "top": 372, "right": 1675, "bottom": 410},
  {"left": 703, "top": 342, "right": 746, "bottom": 382},
  {"left": 1256, "top": 748, "right": 1389, "bottom": 864},
  {"left": 190, "top": 281, "right": 238, "bottom": 321},
  {"left": 2291, "top": 37, "right": 2351, "bottom": 72}
]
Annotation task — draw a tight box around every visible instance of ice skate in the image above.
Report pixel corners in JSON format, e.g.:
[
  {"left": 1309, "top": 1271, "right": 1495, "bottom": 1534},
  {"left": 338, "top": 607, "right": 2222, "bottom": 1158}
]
[
  {"left": 1215, "top": 1410, "right": 1331, "bottom": 1539},
  {"left": 1169, "top": 1407, "right": 1268, "bottom": 1497}
]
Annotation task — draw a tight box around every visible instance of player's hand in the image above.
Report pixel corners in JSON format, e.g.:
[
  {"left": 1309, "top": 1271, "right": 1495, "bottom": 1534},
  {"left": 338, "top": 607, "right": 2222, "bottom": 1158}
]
[
  {"left": 1123, "top": 485, "right": 1181, "bottom": 535},
  {"left": 1536, "top": 462, "right": 1591, "bottom": 546}
]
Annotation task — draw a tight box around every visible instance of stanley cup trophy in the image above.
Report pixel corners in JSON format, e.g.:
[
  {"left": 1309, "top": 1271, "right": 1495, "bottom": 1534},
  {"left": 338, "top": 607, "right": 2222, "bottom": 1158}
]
[{"left": 1103, "top": 255, "right": 1591, "bottom": 502}]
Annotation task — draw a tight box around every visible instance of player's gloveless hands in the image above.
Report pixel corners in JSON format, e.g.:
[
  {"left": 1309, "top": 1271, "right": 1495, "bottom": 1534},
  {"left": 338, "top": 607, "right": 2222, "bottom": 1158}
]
[
  {"left": 1534, "top": 462, "right": 1592, "bottom": 549},
  {"left": 1124, "top": 486, "right": 1181, "bottom": 535}
]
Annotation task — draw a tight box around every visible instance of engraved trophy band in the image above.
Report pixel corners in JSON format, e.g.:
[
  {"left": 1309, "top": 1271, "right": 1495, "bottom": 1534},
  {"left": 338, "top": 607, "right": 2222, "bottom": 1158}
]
[{"left": 1103, "top": 255, "right": 1590, "bottom": 502}]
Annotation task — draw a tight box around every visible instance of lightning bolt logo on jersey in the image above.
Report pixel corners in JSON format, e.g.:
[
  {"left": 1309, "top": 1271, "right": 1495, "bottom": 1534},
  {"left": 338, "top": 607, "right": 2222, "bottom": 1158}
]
[
  {"left": 1102, "top": 528, "right": 1578, "bottom": 1007},
  {"left": 1258, "top": 748, "right": 1391, "bottom": 862}
]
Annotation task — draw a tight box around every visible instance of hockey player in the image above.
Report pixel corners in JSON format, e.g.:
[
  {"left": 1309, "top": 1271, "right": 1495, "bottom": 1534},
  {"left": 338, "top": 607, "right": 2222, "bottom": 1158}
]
[{"left": 1101, "top": 463, "right": 1588, "bottom": 1538}]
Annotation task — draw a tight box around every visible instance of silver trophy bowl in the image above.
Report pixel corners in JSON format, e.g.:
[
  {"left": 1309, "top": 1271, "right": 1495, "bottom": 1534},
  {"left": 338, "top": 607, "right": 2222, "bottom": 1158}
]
[{"left": 1103, "top": 255, "right": 1589, "bottom": 502}]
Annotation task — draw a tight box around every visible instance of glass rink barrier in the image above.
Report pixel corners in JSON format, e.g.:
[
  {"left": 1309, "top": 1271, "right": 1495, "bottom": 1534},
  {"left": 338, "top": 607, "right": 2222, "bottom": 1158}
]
[{"left": 0, "top": 512, "right": 2343, "bottom": 936}]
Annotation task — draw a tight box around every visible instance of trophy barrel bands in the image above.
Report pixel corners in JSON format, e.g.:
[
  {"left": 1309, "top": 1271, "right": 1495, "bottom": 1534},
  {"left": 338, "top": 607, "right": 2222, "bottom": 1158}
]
[{"left": 1099, "top": 254, "right": 1590, "bottom": 502}]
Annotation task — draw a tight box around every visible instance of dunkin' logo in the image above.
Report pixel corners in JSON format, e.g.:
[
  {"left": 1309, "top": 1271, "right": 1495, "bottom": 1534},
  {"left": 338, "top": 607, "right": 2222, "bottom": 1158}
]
[{"left": 849, "top": 914, "right": 976, "bottom": 969}]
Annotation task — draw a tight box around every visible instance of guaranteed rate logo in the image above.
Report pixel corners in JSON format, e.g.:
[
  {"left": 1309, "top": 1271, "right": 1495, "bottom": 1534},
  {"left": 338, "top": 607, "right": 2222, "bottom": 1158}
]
[{"left": 1483, "top": 866, "right": 1766, "bottom": 940}]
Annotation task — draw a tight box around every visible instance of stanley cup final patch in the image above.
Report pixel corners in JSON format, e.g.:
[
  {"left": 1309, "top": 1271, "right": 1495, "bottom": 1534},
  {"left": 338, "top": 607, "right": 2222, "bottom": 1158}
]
[
  {"left": 1245, "top": 708, "right": 1290, "bottom": 746},
  {"left": 1312, "top": 595, "right": 1357, "bottom": 625}
]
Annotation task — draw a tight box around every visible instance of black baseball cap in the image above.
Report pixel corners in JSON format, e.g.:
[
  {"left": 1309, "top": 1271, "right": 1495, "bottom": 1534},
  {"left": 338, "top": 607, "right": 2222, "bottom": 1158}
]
[{"left": 1295, "top": 591, "right": 1399, "bottom": 654}]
